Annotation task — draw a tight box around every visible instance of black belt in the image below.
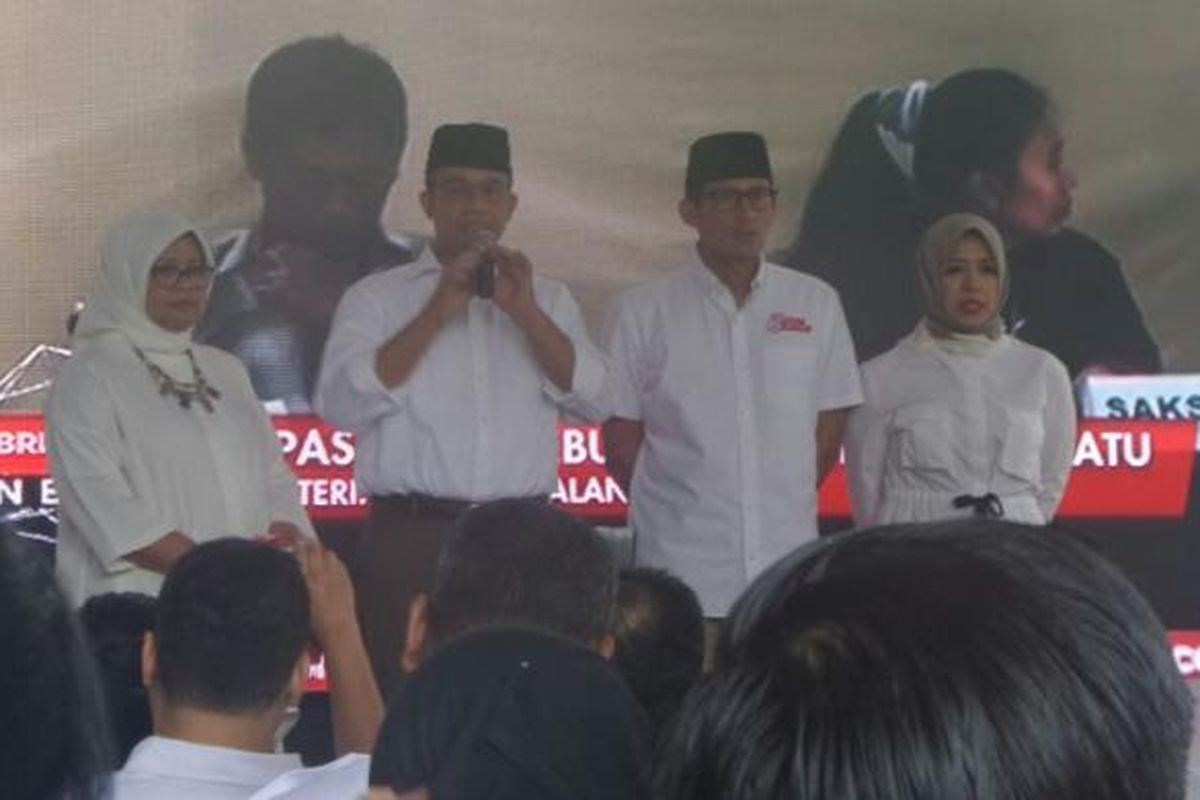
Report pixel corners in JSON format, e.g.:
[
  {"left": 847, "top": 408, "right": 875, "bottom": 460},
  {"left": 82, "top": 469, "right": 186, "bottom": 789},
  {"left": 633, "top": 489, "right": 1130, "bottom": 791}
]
[
  {"left": 952, "top": 493, "right": 1006, "bottom": 519},
  {"left": 370, "top": 493, "right": 548, "bottom": 518}
]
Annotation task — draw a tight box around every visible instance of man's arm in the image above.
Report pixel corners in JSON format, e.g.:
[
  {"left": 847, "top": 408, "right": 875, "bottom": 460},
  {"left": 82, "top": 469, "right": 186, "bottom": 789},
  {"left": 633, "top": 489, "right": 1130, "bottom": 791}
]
[
  {"left": 125, "top": 531, "right": 194, "bottom": 574},
  {"left": 374, "top": 252, "right": 476, "bottom": 389},
  {"left": 815, "top": 408, "right": 851, "bottom": 487},
  {"left": 298, "top": 542, "right": 383, "bottom": 755},
  {"left": 603, "top": 417, "right": 645, "bottom": 493},
  {"left": 492, "top": 246, "right": 575, "bottom": 392}
]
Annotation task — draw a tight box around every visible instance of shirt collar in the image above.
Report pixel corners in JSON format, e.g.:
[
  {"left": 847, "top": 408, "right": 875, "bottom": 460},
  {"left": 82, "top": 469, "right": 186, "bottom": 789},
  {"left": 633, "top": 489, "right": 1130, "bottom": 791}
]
[
  {"left": 689, "top": 246, "right": 768, "bottom": 304},
  {"left": 121, "top": 735, "right": 302, "bottom": 788}
]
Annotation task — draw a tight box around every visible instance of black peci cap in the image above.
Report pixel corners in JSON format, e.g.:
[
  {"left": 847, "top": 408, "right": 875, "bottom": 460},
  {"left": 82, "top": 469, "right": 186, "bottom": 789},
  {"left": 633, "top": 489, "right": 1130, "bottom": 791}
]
[
  {"left": 427, "top": 122, "right": 512, "bottom": 176},
  {"left": 686, "top": 131, "right": 772, "bottom": 196}
]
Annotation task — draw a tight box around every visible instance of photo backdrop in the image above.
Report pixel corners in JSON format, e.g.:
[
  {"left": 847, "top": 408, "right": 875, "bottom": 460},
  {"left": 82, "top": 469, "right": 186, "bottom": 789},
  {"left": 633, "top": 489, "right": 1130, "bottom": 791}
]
[{"left": 1, "top": 0, "right": 1197, "bottom": 376}]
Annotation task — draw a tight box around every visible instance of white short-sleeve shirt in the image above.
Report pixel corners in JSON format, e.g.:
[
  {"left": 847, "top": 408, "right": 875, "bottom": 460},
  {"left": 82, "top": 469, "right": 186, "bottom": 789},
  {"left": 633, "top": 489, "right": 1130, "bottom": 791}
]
[{"left": 604, "top": 254, "right": 862, "bottom": 615}]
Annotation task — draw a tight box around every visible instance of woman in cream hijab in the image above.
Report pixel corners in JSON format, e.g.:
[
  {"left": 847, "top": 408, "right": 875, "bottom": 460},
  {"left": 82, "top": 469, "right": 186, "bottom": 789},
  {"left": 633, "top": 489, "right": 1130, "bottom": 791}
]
[
  {"left": 47, "top": 211, "right": 313, "bottom": 604},
  {"left": 843, "top": 213, "right": 1075, "bottom": 527}
]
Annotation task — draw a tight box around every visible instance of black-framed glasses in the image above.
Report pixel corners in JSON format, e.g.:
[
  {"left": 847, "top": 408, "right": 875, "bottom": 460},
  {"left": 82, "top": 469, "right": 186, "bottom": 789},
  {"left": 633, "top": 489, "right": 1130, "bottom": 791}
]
[
  {"left": 149, "top": 262, "right": 216, "bottom": 288},
  {"left": 703, "top": 186, "right": 778, "bottom": 213}
]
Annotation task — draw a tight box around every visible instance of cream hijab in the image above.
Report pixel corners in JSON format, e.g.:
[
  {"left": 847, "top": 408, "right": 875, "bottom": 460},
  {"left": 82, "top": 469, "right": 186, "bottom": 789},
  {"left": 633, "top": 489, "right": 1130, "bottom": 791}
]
[
  {"left": 915, "top": 212, "right": 1009, "bottom": 343},
  {"left": 73, "top": 211, "right": 215, "bottom": 354}
]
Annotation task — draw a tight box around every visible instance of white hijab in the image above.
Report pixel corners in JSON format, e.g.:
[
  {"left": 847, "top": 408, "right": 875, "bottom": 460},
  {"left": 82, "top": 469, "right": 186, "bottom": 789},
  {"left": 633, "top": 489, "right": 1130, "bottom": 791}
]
[{"left": 73, "top": 211, "right": 215, "bottom": 354}]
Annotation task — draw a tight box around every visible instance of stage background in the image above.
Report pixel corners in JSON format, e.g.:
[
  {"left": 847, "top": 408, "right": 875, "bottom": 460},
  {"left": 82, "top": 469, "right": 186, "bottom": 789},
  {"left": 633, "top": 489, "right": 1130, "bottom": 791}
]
[{"left": 1, "top": 0, "right": 1197, "bottom": 374}]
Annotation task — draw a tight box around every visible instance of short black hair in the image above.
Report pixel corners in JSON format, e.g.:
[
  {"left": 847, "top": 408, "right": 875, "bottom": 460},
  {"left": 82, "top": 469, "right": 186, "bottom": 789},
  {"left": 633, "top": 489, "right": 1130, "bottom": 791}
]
[
  {"left": 79, "top": 592, "right": 156, "bottom": 768},
  {"left": 914, "top": 68, "right": 1050, "bottom": 213},
  {"left": 242, "top": 35, "right": 407, "bottom": 168},
  {"left": 655, "top": 521, "right": 1192, "bottom": 800},
  {"left": 428, "top": 499, "right": 617, "bottom": 647},
  {"left": 155, "top": 539, "right": 310, "bottom": 714},
  {"left": 611, "top": 568, "right": 704, "bottom": 739},
  {"left": 0, "top": 536, "right": 111, "bottom": 799}
]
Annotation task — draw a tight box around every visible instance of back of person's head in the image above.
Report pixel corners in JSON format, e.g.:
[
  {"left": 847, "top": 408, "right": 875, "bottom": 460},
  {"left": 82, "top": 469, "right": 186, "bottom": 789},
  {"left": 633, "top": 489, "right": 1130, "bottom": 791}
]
[
  {"left": 914, "top": 68, "right": 1050, "bottom": 215},
  {"left": 424, "top": 499, "right": 617, "bottom": 649},
  {"left": 154, "top": 538, "right": 309, "bottom": 714},
  {"left": 655, "top": 521, "right": 1192, "bottom": 800},
  {"left": 0, "top": 536, "right": 111, "bottom": 799},
  {"left": 611, "top": 568, "right": 704, "bottom": 738},
  {"left": 79, "top": 592, "right": 156, "bottom": 767},
  {"left": 371, "top": 627, "right": 647, "bottom": 799},
  {"left": 242, "top": 34, "right": 408, "bottom": 168}
]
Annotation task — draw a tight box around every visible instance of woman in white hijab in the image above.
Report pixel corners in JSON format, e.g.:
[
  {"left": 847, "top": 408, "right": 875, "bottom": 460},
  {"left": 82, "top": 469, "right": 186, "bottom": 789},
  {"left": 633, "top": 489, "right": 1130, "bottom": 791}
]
[
  {"left": 843, "top": 213, "right": 1076, "bottom": 527},
  {"left": 47, "top": 211, "right": 314, "bottom": 604}
]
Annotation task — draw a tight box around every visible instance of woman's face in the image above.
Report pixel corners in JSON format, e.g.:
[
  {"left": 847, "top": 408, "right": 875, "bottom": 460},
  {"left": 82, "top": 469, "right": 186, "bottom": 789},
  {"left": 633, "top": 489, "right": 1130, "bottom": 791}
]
[
  {"left": 992, "top": 123, "right": 1076, "bottom": 238},
  {"left": 939, "top": 232, "right": 1001, "bottom": 331},
  {"left": 144, "top": 234, "right": 212, "bottom": 332}
]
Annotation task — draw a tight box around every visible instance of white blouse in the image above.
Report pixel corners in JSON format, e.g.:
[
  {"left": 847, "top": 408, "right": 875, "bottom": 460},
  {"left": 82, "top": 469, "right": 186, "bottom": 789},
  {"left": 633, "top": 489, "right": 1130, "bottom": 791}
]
[
  {"left": 47, "top": 333, "right": 313, "bottom": 604},
  {"left": 843, "top": 331, "right": 1076, "bottom": 527}
]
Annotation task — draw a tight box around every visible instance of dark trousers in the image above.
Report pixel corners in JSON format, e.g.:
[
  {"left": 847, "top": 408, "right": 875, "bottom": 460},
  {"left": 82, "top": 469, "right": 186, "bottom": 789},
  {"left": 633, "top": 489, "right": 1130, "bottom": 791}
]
[{"left": 352, "top": 496, "right": 467, "bottom": 699}]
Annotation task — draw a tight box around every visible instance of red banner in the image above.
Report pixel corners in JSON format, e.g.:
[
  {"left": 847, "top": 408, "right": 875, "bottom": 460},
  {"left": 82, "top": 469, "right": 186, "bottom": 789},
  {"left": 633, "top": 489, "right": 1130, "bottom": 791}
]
[
  {"left": 2, "top": 415, "right": 1196, "bottom": 522},
  {"left": 1169, "top": 631, "right": 1200, "bottom": 681}
]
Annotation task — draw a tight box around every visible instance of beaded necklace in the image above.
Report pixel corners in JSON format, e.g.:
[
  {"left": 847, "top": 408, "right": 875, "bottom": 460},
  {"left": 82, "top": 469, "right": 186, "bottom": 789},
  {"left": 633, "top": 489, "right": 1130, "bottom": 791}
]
[{"left": 132, "top": 346, "right": 221, "bottom": 412}]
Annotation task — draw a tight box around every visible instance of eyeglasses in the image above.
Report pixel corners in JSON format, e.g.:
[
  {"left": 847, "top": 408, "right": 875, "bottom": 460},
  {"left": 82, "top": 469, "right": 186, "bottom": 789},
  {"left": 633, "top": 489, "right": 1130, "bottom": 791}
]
[
  {"left": 149, "top": 262, "right": 216, "bottom": 288},
  {"left": 702, "top": 186, "right": 778, "bottom": 213}
]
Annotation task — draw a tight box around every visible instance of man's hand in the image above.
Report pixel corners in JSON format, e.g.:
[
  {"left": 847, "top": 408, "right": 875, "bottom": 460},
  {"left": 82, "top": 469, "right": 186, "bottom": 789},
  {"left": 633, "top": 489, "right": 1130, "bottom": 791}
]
[
  {"left": 263, "top": 521, "right": 306, "bottom": 553},
  {"left": 296, "top": 541, "right": 357, "bottom": 648},
  {"left": 492, "top": 245, "right": 539, "bottom": 326},
  {"left": 295, "top": 540, "right": 384, "bottom": 755},
  {"left": 430, "top": 232, "right": 492, "bottom": 322}
]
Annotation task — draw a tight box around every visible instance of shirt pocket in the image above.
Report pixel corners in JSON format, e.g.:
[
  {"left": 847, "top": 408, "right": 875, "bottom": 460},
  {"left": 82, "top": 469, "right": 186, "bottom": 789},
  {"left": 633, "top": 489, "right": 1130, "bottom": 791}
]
[
  {"left": 997, "top": 408, "right": 1043, "bottom": 483},
  {"left": 761, "top": 342, "right": 819, "bottom": 412},
  {"left": 891, "top": 403, "right": 952, "bottom": 472}
]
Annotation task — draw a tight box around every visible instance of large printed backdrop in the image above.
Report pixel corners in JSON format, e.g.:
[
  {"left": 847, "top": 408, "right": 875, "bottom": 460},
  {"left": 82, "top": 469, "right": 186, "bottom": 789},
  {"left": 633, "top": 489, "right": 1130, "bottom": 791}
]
[{"left": 1, "top": 0, "right": 1198, "bottom": 377}]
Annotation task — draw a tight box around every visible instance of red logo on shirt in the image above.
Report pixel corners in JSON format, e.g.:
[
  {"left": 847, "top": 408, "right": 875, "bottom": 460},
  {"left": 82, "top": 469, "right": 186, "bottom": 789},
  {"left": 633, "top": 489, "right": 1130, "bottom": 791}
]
[{"left": 766, "top": 313, "right": 813, "bottom": 334}]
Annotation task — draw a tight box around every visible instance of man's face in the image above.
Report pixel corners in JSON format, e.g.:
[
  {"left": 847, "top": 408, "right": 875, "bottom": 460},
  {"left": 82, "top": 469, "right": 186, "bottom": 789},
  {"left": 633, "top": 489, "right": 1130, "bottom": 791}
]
[
  {"left": 420, "top": 167, "right": 517, "bottom": 255},
  {"left": 680, "top": 177, "right": 777, "bottom": 264},
  {"left": 253, "top": 125, "right": 399, "bottom": 261}
]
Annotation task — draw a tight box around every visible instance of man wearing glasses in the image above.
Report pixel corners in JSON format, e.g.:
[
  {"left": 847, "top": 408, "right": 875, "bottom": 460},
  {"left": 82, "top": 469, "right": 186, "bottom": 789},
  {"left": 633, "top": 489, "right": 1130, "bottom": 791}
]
[
  {"left": 602, "top": 132, "right": 862, "bottom": 638},
  {"left": 316, "top": 123, "right": 607, "bottom": 695}
]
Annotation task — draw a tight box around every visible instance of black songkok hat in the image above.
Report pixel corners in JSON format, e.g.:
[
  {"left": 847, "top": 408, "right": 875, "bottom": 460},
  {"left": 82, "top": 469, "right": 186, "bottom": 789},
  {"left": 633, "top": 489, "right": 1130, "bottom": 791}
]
[
  {"left": 426, "top": 122, "right": 512, "bottom": 176},
  {"left": 686, "top": 131, "right": 772, "bottom": 196}
]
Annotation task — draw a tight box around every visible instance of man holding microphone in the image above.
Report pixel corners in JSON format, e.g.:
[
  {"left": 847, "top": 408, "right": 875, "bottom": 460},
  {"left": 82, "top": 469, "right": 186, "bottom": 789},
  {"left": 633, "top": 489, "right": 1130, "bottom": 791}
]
[{"left": 316, "top": 123, "right": 606, "bottom": 694}]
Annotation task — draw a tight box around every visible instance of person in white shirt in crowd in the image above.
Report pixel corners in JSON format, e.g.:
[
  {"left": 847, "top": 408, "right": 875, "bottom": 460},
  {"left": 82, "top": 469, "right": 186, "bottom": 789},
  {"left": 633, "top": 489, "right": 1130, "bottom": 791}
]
[
  {"left": 602, "top": 131, "right": 863, "bottom": 626},
  {"left": 316, "top": 122, "right": 607, "bottom": 695},
  {"left": 115, "top": 538, "right": 382, "bottom": 799},
  {"left": 47, "top": 212, "right": 314, "bottom": 606},
  {"left": 843, "top": 213, "right": 1075, "bottom": 527}
]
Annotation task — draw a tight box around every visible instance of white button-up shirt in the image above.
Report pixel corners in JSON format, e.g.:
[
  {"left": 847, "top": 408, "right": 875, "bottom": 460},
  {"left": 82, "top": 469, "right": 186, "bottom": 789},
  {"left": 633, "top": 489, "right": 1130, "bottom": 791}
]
[
  {"left": 843, "top": 327, "right": 1076, "bottom": 527},
  {"left": 604, "top": 254, "right": 862, "bottom": 616},
  {"left": 315, "top": 247, "right": 606, "bottom": 500},
  {"left": 114, "top": 736, "right": 367, "bottom": 799}
]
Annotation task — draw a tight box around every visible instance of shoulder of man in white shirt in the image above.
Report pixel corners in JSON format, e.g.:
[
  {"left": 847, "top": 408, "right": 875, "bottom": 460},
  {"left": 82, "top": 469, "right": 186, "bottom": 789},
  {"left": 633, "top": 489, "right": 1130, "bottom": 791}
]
[{"left": 247, "top": 753, "right": 371, "bottom": 799}]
